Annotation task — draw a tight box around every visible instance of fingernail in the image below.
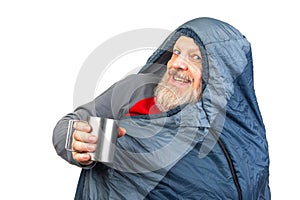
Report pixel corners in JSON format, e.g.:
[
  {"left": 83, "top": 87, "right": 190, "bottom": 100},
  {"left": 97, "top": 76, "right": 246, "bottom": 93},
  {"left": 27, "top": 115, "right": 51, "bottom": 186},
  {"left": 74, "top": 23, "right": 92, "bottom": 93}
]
[
  {"left": 83, "top": 154, "right": 90, "bottom": 159},
  {"left": 87, "top": 144, "right": 95, "bottom": 151},
  {"left": 88, "top": 135, "right": 97, "bottom": 143}
]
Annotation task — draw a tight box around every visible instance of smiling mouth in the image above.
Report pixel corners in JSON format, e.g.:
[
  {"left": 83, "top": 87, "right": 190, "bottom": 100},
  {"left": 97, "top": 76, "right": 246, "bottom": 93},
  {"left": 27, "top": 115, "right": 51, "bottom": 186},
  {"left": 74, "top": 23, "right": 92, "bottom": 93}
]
[
  {"left": 168, "top": 69, "right": 192, "bottom": 85},
  {"left": 173, "top": 75, "right": 191, "bottom": 84}
]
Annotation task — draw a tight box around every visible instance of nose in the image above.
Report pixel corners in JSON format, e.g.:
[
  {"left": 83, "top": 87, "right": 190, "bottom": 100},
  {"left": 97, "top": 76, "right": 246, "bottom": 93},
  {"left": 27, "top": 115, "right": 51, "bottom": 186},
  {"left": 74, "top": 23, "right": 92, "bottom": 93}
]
[{"left": 172, "top": 55, "right": 188, "bottom": 70}]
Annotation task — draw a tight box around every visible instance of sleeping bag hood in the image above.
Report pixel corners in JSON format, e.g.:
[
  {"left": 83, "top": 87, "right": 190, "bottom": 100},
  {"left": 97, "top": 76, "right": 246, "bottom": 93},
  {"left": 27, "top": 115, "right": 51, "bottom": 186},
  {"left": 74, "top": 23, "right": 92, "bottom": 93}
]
[{"left": 53, "top": 17, "right": 270, "bottom": 200}]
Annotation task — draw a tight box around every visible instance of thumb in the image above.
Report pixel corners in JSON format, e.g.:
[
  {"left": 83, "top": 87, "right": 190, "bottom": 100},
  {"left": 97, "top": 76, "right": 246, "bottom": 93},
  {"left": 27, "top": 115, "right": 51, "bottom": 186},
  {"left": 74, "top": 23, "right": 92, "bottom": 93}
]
[{"left": 118, "top": 127, "right": 126, "bottom": 137}]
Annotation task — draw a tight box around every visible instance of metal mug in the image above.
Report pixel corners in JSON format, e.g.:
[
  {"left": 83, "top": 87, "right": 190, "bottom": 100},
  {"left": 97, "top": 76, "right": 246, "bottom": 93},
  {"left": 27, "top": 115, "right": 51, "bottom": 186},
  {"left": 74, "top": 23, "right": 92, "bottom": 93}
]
[{"left": 65, "top": 116, "right": 118, "bottom": 163}]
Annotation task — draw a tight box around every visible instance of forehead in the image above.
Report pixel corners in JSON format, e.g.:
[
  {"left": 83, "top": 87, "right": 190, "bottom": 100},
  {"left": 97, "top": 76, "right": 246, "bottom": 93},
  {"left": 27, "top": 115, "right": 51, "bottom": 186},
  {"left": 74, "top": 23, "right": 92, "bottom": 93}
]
[{"left": 174, "top": 36, "right": 200, "bottom": 52}]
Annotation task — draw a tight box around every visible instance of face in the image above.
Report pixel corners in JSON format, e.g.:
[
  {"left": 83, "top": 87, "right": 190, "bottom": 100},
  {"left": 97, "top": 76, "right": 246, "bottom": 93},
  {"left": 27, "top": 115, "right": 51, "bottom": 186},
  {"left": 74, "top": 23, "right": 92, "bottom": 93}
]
[
  {"left": 167, "top": 36, "right": 202, "bottom": 91},
  {"left": 154, "top": 36, "right": 203, "bottom": 112}
]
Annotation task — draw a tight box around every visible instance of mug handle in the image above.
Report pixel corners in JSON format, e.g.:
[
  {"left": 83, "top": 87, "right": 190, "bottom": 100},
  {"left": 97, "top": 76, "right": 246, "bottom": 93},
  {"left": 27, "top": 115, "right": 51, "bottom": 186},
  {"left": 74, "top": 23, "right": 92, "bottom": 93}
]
[{"left": 65, "top": 119, "right": 79, "bottom": 152}]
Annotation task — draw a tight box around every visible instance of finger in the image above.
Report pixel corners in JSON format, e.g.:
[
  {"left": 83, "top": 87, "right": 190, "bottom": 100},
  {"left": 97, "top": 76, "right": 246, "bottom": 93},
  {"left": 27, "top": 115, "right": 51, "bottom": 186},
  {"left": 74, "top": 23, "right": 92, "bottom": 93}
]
[
  {"left": 72, "top": 140, "right": 96, "bottom": 152},
  {"left": 73, "top": 121, "right": 92, "bottom": 132},
  {"left": 72, "top": 152, "right": 93, "bottom": 165},
  {"left": 74, "top": 130, "right": 98, "bottom": 143},
  {"left": 118, "top": 127, "right": 126, "bottom": 137}
]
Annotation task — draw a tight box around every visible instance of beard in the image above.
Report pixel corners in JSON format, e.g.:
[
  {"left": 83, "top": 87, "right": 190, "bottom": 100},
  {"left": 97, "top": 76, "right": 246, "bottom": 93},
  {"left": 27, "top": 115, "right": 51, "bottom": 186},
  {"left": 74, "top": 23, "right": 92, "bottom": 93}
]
[{"left": 154, "top": 69, "right": 202, "bottom": 112}]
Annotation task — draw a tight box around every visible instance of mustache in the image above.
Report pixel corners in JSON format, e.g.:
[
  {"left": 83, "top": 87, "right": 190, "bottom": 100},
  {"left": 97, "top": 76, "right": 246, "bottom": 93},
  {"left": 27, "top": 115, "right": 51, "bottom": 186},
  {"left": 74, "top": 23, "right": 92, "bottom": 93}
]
[{"left": 168, "top": 68, "right": 192, "bottom": 82}]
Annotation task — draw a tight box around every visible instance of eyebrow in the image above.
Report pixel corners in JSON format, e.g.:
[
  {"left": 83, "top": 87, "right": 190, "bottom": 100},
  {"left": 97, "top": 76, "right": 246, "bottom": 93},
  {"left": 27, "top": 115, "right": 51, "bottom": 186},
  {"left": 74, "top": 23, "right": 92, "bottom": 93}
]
[{"left": 174, "top": 44, "right": 200, "bottom": 52}]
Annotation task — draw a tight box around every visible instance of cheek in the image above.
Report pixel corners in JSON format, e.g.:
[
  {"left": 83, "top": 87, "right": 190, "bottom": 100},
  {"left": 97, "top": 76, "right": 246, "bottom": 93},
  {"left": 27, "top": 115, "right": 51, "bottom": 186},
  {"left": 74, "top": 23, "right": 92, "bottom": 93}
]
[
  {"left": 167, "top": 54, "right": 179, "bottom": 68},
  {"left": 167, "top": 57, "right": 175, "bottom": 69},
  {"left": 191, "top": 67, "right": 202, "bottom": 88}
]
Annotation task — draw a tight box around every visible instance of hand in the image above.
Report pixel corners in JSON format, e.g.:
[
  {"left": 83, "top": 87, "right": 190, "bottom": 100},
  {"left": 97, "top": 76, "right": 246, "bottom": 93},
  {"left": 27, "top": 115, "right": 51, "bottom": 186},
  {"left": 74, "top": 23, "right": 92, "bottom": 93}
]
[
  {"left": 72, "top": 121, "right": 126, "bottom": 166},
  {"left": 72, "top": 121, "right": 95, "bottom": 165}
]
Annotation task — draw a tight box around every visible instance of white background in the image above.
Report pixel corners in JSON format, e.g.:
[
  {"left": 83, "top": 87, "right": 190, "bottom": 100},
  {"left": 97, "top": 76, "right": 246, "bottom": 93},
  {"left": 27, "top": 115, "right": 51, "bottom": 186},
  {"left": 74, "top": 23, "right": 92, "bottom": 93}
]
[{"left": 1, "top": 0, "right": 299, "bottom": 199}]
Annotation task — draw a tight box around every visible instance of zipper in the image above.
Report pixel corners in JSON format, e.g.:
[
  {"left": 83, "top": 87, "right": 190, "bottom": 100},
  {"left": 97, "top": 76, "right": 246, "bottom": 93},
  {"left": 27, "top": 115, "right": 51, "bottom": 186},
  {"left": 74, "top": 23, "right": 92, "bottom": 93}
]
[{"left": 210, "top": 128, "right": 243, "bottom": 200}]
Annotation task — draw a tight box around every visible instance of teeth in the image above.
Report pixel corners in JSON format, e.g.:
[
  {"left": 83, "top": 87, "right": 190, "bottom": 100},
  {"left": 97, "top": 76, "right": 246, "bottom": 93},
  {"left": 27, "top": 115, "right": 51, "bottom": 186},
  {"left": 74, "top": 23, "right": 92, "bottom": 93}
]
[{"left": 173, "top": 76, "right": 190, "bottom": 83}]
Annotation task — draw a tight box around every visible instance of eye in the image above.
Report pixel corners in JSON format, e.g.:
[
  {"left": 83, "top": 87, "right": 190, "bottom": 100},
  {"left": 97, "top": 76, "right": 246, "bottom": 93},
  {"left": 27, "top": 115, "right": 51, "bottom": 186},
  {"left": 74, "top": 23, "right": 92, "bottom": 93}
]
[
  {"left": 173, "top": 49, "right": 181, "bottom": 55},
  {"left": 191, "top": 54, "right": 202, "bottom": 62}
]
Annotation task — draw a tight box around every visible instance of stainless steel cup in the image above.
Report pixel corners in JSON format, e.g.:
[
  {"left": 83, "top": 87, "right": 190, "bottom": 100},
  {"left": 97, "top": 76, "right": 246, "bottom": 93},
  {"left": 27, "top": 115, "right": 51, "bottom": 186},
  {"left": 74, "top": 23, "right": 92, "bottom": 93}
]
[
  {"left": 88, "top": 116, "right": 118, "bottom": 163},
  {"left": 65, "top": 116, "right": 118, "bottom": 163}
]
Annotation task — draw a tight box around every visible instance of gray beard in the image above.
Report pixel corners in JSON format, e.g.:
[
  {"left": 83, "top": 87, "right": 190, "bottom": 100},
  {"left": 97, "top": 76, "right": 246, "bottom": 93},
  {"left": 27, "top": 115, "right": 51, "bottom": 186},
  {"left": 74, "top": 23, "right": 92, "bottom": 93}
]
[{"left": 154, "top": 72, "right": 201, "bottom": 112}]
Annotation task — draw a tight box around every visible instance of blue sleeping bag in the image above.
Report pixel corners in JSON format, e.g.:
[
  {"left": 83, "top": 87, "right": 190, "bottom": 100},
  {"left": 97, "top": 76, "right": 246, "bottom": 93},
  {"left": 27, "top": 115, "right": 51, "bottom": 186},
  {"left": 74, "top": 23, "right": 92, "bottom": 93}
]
[{"left": 53, "top": 17, "right": 270, "bottom": 199}]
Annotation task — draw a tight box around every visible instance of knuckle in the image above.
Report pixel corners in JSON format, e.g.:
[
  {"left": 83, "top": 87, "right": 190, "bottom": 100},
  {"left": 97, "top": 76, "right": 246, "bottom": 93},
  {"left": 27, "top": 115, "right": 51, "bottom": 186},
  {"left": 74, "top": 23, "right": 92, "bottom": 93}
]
[
  {"left": 73, "top": 152, "right": 91, "bottom": 163},
  {"left": 72, "top": 141, "right": 79, "bottom": 151},
  {"left": 73, "top": 141, "right": 95, "bottom": 152},
  {"left": 72, "top": 152, "right": 80, "bottom": 162},
  {"left": 73, "top": 130, "right": 81, "bottom": 141},
  {"left": 73, "top": 141, "right": 84, "bottom": 152},
  {"left": 74, "top": 130, "right": 89, "bottom": 142},
  {"left": 74, "top": 121, "right": 91, "bottom": 132}
]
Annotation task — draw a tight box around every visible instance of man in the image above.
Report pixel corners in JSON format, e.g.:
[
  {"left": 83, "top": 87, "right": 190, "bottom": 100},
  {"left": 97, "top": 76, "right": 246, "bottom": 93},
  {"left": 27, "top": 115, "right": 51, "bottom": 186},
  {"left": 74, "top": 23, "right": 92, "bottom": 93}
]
[{"left": 53, "top": 17, "right": 270, "bottom": 199}]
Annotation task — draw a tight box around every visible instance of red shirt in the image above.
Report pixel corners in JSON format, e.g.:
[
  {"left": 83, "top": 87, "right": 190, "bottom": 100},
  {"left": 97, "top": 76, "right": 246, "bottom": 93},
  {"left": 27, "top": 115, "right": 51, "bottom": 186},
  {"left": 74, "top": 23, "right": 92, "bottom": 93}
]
[{"left": 126, "top": 97, "right": 161, "bottom": 116}]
